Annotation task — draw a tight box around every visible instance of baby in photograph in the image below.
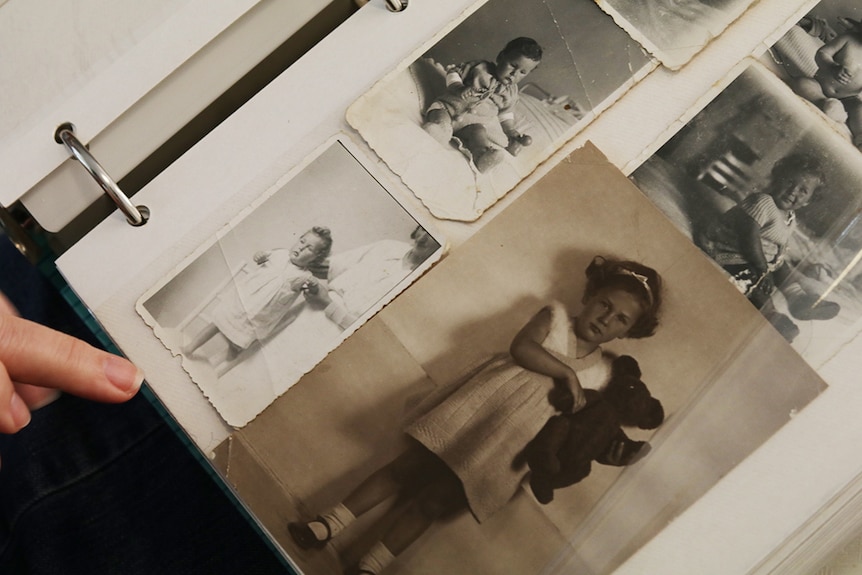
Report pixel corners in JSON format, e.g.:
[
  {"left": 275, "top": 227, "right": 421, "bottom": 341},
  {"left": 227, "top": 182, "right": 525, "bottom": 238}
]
[
  {"left": 181, "top": 226, "right": 332, "bottom": 374},
  {"left": 791, "top": 17, "right": 862, "bottom": 149},
  {"left": 422, "top": 37, "right": 542, "bottom": 172},
  {"left": 697, "top": 153, "right": 839, "bottom": 341}
]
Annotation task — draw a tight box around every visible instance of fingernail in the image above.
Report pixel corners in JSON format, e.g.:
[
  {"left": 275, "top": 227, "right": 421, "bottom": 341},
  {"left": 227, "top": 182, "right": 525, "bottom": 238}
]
[
  {"left": 10, "top": 392, "right": 31, "bottom": 429},
  {"left": 104, "top": 355, "right": 144, "bottom": 394}
]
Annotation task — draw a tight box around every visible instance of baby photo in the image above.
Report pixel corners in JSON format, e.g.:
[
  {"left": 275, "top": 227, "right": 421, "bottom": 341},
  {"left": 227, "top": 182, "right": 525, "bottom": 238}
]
[
  {"left": 595, "top": 0, "right": 757, "bottom": 69},
  {"left": 346, "top": 0, "right": 653, "bottom": 222},
  {"left": 759, "top": 0, "right": 862, "bottom": 152},
  {"left": 630, "top": 62, "right": 862, "bottom": 369},
  {"left": 215, "top": 144, "right": 825, "bottom": 575},
  {"left": 136, "top": 137, "right": 443, "bottom": 427}
]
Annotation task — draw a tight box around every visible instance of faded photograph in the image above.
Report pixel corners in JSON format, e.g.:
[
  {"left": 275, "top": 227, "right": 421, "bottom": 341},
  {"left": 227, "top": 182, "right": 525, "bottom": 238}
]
[
  {"left": 596, "top": 0, "right": 757, "bottom": 69},
  {"left": 219, "top": 145, "right": 825, "bottom": 575},
  {"left": 347, "top": 0, "right": 652, "bottom": 221},
  {"left": 631, "top": 62, "right": 862, "bottom": 368},
  {"left": 137, "top": 139, "right": 443, "bottom": 427},
  {"left": 759, "top": 0, "right": 862, "bottom": 152}
]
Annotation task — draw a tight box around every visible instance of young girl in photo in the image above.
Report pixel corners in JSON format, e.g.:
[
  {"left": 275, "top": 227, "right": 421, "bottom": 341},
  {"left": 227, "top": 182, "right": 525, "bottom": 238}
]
[
  {"left": 698, "top": 153, "right": 840, "bottom": 341},
  {"left": 181, "top": 226, "right": 333, "bottom": 372},
  {"left": 288, "top": 255, "right": 663, "bottom": 575}
]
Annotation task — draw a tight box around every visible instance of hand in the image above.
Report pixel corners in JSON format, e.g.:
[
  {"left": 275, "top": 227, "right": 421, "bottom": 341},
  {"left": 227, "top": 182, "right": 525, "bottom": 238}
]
[
  {"left": 300, "top": 279, "right": 319, "bottom": 296},
  {"left": 549, "top": 372, "right": 585, "bottom": 413},
  {"left": 836, "top": 65, "right": 855, "bottom": 85},
  {"left": 253, "top": 251, "right": 270, "bottom": 265},
  {"left": 289, "top": 275, "right": 312, "bottom": 293},
  {"left": 0, "top": 292, "right": 143, "bottom": 438},
  {"left": 750, "top": 271, "right": 775, "bottom": 302},
  {"left": 455, "top": 66, "right": 496, "bottom": 100},
  {"left": 466, "top": 66, "right": 496, "bottom": 94},
  {"left": 547, "top": 383, "right": 573, "bottom": 413},
  {"left": 301, "top": 279, "right": 332, "bottom": 308},
  {"left": 454, "top": 83, "right": 479, "bottom": 101}
]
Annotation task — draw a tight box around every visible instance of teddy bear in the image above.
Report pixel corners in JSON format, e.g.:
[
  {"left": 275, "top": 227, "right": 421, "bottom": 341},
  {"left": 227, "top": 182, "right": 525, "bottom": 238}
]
[{"left": 524, "top": 354, "right": 664, "bottom": 504}]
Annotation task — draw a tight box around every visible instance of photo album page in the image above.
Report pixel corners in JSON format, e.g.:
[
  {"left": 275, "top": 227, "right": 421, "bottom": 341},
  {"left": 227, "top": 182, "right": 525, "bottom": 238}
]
[{"left": 111, "top": 0, "right": 862, "bottom": 573}]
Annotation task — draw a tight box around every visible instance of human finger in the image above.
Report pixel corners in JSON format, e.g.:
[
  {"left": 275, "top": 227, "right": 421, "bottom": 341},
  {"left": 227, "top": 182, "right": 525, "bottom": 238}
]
[
  {"left": 14, "top": 381, "right": 62, "bottom": 410},
  {"left": 0, "top": 314, "right": 143, "bottom": 403},
  {"left": 0, "top": 294, "right": 68, "bottom": 410},
  {"left": 0, "top": 361, "right": 32, "bottom": 433}
]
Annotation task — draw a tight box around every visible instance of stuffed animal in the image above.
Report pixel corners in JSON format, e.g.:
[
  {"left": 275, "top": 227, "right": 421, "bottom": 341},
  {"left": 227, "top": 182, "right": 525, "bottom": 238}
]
[{"left": 524, "top": 355, "right": 664, "bottom": 504}]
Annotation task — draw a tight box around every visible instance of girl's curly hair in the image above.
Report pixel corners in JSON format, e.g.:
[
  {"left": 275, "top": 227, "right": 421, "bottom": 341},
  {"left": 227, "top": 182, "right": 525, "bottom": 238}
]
[{"left": 583, "top": 256, "right": 663, "bottom": 339}]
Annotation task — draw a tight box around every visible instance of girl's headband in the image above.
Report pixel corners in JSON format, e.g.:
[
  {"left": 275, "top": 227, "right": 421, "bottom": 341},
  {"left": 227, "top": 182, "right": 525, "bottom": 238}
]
[{"left": 614, "top": 267, "right": 654, "bottom": 306}]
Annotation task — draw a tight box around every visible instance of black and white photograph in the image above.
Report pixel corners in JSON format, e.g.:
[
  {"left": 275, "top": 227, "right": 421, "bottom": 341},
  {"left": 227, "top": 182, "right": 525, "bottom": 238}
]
[
  {"left": 136, "top": 137, "right": 443, "bottom": 427},
  {"left": 346, "top": 0, "right": 653, "bottom": 222},
  {"left": 219, "top": 145, "right": 825, "bottom": 575},
  {"left": 631, "top": 62, "right": 862, "bottom": 369},
  {"left": 759, "top": 0, "right": 862, "bottom": 153},
  {"left": 595, "top": 0, "right": 757, "bottom": 69}
]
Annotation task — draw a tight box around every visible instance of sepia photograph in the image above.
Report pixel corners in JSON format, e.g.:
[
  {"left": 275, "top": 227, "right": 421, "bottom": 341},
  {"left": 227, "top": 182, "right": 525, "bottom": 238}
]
[
  {"left": 217, "top": 144, "right": 825, "bottom": 575},
  {"left": 136, "top": 137, "right": 443, "bottom": 427},
  {"left": 595, "top": 0, "right": 758, "bottom": 69},
  {"left": 631, "top": 62, "right": 862, "bottom": 369},
  {"left": 346, "top": 0, "right": 653, "bottom": 222},
  {"left": 759, "top": 0, "right": 862, "bottom": 153}
]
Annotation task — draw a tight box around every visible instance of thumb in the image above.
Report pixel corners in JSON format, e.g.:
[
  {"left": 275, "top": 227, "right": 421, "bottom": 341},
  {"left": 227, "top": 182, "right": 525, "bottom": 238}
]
[{"left": 0, "top": 314, "right": 143, "bottom": 402}]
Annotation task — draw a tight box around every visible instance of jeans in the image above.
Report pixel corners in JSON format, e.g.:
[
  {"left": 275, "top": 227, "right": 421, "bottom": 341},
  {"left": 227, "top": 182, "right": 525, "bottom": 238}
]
[{"left": 0, "top": 232, "right": 291, "bottom": 574}]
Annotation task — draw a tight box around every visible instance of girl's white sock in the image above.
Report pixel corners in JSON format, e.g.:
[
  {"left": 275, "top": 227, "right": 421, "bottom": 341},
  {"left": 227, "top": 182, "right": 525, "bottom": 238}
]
[
  {"left": 357, "top": 541, "right": 396, "bottom": 574},
  {"left": 309, "top": 503, "right": 356, "bottom": 541}
]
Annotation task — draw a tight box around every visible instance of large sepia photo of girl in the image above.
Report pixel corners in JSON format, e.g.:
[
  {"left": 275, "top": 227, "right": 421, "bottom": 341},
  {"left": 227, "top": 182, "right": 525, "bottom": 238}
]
[{"left": 221, "top": 145, "right": 825, "bottom": 575}]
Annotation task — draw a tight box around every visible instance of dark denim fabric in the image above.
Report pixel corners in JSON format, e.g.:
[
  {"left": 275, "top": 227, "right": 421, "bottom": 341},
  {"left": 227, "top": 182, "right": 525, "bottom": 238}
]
[{"left": 0, "top": 233, "right": 290, "bottom": 574}]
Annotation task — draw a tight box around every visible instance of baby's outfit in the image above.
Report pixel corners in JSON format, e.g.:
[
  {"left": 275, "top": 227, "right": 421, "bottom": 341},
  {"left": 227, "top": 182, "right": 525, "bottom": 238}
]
[
  {"left": 212, "top": 249, "right": 307, "bottom": 349},
  {"left": 427, "top": 60, "right": 520, "bottom": 146}
]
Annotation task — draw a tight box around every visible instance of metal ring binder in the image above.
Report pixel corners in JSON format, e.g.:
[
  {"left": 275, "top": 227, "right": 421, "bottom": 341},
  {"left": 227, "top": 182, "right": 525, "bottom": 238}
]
[
  {"left": 54, "top": 123, "right": 149, "bottom": 226},
  {"left": 385, "top": 0, "right": 408, "bottom": 12}
]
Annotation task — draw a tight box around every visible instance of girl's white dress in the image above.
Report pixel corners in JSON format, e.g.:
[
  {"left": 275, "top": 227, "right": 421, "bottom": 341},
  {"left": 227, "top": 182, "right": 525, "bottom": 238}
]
[
  {"left": 406, "top": 302, "right": 613, "bottom": 522},
  {"left": 212, "top": 249, "right": 308, "bottom": 350}
]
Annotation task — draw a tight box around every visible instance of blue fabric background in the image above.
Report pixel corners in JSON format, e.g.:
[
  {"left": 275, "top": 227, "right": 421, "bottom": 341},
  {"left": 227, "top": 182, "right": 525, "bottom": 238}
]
[{"left": 0, "top": 232, "right": 290, "bottom": 575}]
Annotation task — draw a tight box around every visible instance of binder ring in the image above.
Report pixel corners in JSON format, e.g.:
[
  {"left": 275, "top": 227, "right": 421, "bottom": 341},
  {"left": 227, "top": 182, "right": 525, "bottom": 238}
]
[
  {"left": 54, "top": 123, "right": 149, "bottom": 226},
  {"left": 386, "top": 0, "right": 407, "bottom": 12}
]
